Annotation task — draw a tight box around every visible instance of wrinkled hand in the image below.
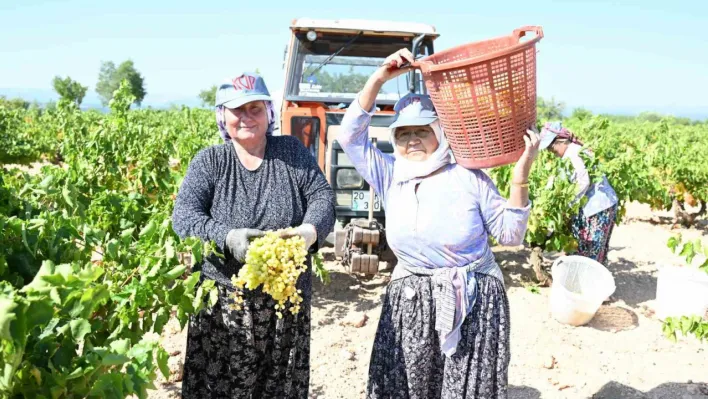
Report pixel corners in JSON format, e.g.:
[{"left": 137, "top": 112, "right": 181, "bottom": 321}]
[
  {"left": 278, "top": 224, "right": 318, "bottom": 249},
  {"left": 225, "top": 228, "right": 265, "bottom": 263},
  {"left": 512, "top": 127, "right": 541, "bottom": 185},
  {"left": 374, "top": 48, "right": 416, "bottom": 83},
  {"left": 520, "top": 127, "right": 541, "bottom": 163}
]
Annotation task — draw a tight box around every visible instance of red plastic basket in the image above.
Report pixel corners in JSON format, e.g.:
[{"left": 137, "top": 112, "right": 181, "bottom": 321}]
[{"left": 413, "top": 26, "right": 544, "bottom": 169}]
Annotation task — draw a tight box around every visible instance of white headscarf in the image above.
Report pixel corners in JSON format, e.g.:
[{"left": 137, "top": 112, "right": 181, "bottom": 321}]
[{"left": 390, "top": 120, "right": 452, "bottom": 183}]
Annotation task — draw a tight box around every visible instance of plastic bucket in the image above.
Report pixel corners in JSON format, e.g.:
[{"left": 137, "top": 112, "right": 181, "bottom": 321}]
[
  {"left": 550, "top": 256, "right": 616, "bottom": 326},
  {"left": 656, "top": 265, "right": 708, "bottom": 320}
]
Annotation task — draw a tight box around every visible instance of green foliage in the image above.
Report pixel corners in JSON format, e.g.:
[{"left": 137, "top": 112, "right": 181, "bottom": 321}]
[
  {"left": 492, "top": 106, "right": 708, "bottom": 254},
  {"left": 637, "top": 111, "right": 663, "bottom": 123},
  {"left": 0, "top": 96, "right": 30, "bottom": 111},
  {"left": 96, "top": 60, "right": 147, "bottom": 107},
  {"left": 661, "top": 235, "right": 708, "bottom": 343},
  {"left": 4, "top": 88, "right": 707, "bottom": 389},
  {"left": 494, "top": 105, "right": 708, "bottom": 342},
  {"left": 0, "top": 85, "right": 222, "bottom": 398},
  {"left": 602, "top": 112, "right": 699, "bottom": 126},
  {"left": 490, "top": 152, "right": 583, "bottom": 252},
  {"left": 0, "top": 82, "right": 333, "bottom": 396},
  {"left": 312, "top": 252, "right": 330, "bottom": 285},
  {"left": 536, "top": 97, "right": 565, "bottom": 122},
  {"left": 565, "top": 114, "right": 708, "bottom": 212},
  {"left": 570, "top": 107, "right": 592, "bottom": 121},
  {"left": 0, "top": 103, "right": 57, "bottom": 164},
  {"left": 663, "top": 315, "right": 708, "bottom": 343},
  {"left": 666, "top": 235, "right": 708, "bottom": 274},
  {"left": 198, "top": 85, "right": 217, "bottom": 107},
  {"left": 564, "top": 116, "right": 670, "bottom": 218},
  {"left": 523, "top": 282, "right": 541, "bottom": 295},
  {"left": 52, "top": 76, "right": 88, "bottom": 107}
]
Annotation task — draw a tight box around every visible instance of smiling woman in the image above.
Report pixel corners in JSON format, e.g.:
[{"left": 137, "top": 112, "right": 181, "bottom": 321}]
[
  {"left": 172, "top": 72, "right": 335, "bottom": 398},
  {"left": 224, "top": 101, "right": 269, "bottom": 139},
  {"left": 385, "top": 96, "right": 452, "bottom": 183}
]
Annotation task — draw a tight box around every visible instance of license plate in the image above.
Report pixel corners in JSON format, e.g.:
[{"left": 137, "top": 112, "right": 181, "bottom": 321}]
[{"left": 352, "top": 190, "right": 381, "bottom": 212}]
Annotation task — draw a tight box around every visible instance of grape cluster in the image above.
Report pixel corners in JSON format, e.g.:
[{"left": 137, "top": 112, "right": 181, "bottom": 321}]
[{"left": 230, "top": 230, "right": 308, "bottom": 318}]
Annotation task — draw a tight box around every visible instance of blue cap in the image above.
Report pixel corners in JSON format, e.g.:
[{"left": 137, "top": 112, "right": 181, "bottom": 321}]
[
  {"left": 215, "top": 72, "right": 272, "bottom": 108},
  {"left": 389, "top": 93, "right": 438, "bottom": 129},
  {"left": 539, "top": 121, "right": 562, "bottom": 150}
]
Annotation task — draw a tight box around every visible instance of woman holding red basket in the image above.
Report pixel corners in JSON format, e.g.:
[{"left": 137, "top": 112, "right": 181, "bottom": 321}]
[{"left": 339, "top": 48, "right": 541, "bottom": 398}]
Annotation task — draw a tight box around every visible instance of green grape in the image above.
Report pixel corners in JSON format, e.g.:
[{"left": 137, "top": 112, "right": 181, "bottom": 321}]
[{"left": 230, "top": 230, "right": 308, "bottom": 317}]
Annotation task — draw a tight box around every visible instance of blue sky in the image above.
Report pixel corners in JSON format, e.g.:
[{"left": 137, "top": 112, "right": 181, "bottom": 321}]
[{"left": 1, "top": 0, "right": 706, "bottom": 117}]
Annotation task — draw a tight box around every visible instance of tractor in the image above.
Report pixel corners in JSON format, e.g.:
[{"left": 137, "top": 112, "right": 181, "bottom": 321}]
[{"left": 279, "top": 18, "right": 439, "bottom": 273}]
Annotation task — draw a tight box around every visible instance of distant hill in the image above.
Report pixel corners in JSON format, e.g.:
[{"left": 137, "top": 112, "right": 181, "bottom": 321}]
[
  {"left": 566, "top": 104, "right": 708, "bottom": 121},
  {"left": 0, "top": 88, "right": 203, "bottom": 111}
]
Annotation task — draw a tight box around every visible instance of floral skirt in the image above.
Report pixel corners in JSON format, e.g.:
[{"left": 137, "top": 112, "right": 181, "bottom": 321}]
[
  {"left": 570, "top": 205, "right": 618, "bottom": 266},
  {"left": 367, "top": 273, "right": 511, "bottom": 399},
  {"left": 181, "top": 284, "right": 310, "bottom": 399}
]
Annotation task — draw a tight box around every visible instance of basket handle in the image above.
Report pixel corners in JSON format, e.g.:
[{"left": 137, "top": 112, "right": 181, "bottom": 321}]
[{"left": 512, "top": 26, "right": 544, "bottom": 42}]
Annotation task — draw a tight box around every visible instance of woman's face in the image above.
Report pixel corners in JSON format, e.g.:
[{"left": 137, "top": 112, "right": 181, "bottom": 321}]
[
  {"left": 223, "top": 101, "right": 269, "bottom": 141},
  {"left": 394, "top": 125, "right": 439, "bottom": 161}
]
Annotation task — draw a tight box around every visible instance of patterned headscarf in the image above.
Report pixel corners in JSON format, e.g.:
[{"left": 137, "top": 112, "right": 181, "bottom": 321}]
[
  {"left": 543, "top": 121, "right": 584, "bottom": 146},
  {"left": 215, "top": 101, "right": 277, "bottom": 142}
]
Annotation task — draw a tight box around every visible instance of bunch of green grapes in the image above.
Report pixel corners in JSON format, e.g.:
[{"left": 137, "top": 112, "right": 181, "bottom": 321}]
[{"left": 231, "top": 230, "right": 308, "bottom": 318}]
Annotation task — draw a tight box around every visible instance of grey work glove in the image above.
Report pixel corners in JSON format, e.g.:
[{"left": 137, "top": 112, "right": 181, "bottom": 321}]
[
  {"left": 278, "top": 224, "right": 318, "bottom": 249},
  {"left": 225, "top": 228, "right": 265, "bottom": 263}
]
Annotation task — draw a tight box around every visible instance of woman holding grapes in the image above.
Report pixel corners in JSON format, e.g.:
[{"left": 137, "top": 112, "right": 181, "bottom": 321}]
[
  {"left": 172, "top": 72, "right": 335, "bottom": 398},
  {"left": 338, "top": 48, "right": 540, "bottom": 398}
]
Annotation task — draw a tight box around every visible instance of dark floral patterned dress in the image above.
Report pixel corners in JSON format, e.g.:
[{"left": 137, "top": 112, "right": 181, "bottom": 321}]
[
  {"left": 172, "top": 136, "right": 335, "bottom": 398},
  {"left": 571, "top": 204, "right": 618, "bottom": 266}
]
